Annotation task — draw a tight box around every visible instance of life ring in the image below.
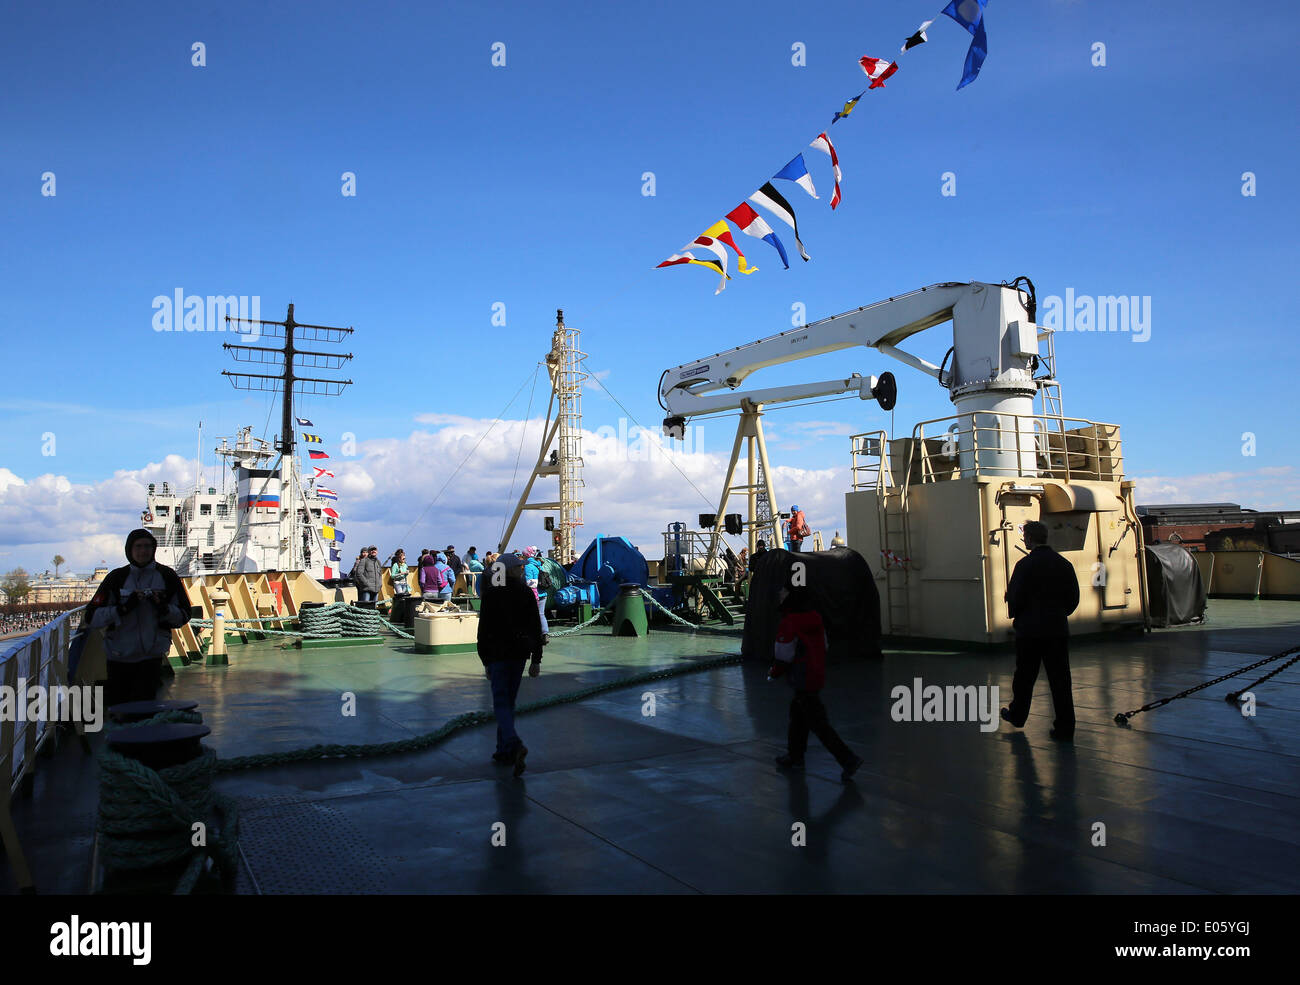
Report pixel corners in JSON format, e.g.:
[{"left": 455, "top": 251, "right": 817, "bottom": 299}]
[{"left": 143, "top": 511, "right": 154, "bottom": 523}]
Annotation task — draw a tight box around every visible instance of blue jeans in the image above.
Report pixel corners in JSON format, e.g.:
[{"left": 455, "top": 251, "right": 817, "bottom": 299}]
[
  {"left": 359, "top": 590, "right": 377, "bottom": 602},
  {"left": 537, "top": 595, "right": 548, "bottom": 634},
  {"left": 487, "top": 659, "right": 527, "bottom": 755}
]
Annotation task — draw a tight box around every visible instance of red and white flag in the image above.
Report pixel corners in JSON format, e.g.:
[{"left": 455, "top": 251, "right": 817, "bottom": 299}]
[
  {"left": 808, "top": 132, "right": 843, "bottom": 210},
  {"left": 313, "top": 467, "right": 335, "bottom": 479},
  {"left": 322, "top": 507, "right": 340, "bottom": 519},
  {"left": 859, "top": 55, "right": 899, "bottom": 88}
]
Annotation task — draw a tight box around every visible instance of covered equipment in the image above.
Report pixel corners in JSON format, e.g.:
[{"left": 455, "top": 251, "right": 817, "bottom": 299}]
[
  {"left": 741, "top": 547, "right": 882, "bottom": 662},
  {"left": 1144, "top": 544, "right": 1207, "bottom": 628}
]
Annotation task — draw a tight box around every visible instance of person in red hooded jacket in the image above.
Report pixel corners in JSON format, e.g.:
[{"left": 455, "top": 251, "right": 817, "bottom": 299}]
[{"left": 769, "top": 583, "right": 864, "bottom": 781}]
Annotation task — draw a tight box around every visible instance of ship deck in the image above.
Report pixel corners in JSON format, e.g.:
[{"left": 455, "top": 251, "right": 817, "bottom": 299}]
[{"left": 5, "top": 599, "right": 1298, "bottom": 894}]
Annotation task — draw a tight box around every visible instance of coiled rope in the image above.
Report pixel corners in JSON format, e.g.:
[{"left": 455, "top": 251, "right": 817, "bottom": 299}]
[{"left": 96, "top": 709, "right": 240, "bottom": 894}]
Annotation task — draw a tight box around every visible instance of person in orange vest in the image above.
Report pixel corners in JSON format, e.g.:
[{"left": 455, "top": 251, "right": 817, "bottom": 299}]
[{"left": 787, "top": 505, "right": 810, "bottom": 552}]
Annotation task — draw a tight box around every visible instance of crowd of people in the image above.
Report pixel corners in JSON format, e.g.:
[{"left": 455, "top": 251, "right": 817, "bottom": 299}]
[
  {"left": 350, "top": 542, "right": 553, "bottom": 638},
  {"left": 0, "top": 612, "right": 55, "bottom": 637}
]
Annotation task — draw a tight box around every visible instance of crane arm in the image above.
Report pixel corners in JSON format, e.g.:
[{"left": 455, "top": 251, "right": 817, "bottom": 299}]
[{"left": 659, "top": 281, "right": 1039, "bottom": 424}]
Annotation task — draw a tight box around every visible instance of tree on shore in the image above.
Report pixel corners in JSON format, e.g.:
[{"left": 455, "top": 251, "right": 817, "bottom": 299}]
[
  {"left": 2, "top": 568, "right": 32, "bottom": 603},
  {"left": 52, "top": 554, "right": 66, "bottom": 578}
]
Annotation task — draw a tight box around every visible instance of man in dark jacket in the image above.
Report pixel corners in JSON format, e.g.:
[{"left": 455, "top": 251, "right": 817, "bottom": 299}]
[
  {"left": 350, "top": 546, "right": 382, "bottom": 602},
  {"left": 1001, "top": 520, "right": 1081, "bottom": 740},
  {"left": 477, "top": 554, "right": 544, "bottom": 776},
  {"left": 83, "top": 528, "right": 191, "bottom": 706},
  {"left": 445, "top": 545, "right": 463, "bottom": 577}
]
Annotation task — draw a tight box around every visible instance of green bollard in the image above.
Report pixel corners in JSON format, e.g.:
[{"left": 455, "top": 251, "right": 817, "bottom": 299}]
[{"left": 611, "top": 584, "right": 648, "bottom": 637}]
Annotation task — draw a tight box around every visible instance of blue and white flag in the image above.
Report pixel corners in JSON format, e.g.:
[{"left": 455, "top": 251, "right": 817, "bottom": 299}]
[
  {"left": 942, "top": 0, "right": 988, "bottom": 90},
  {"left": 329, "top": 547, "right": 341, "bottom": 562},
  {"left": 296, "top": 417, "right": 313, "bottom": 426},
  {"left": 773, "top": 154, "right": 818, "bottom": 200}
]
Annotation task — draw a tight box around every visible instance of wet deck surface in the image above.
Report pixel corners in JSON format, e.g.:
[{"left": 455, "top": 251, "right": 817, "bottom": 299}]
[{"left": 5, "top": 600, "right": 1298, "bottom": 894}]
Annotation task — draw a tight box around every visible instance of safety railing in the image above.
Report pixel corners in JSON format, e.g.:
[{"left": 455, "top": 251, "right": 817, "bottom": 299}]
[
  {"left": 1, "top": 606, "right": 83, "bottom": 891},
  {"left": 662, "top": 525, "right": 729, "bottom": 577},
  {"left": 850, "top": 412, "right": 1123, "bottom": 491}
]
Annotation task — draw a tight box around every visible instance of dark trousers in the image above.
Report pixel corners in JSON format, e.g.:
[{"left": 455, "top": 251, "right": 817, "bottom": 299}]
[
  {"left": 1008, "top": 635, "right": 1075, "bottom": 736},
  {"left": 487, "top": 659, "right": 527, "bottom": 755},
  {"left": 788, "top": 691, "right": 855, "bottom": 766},
  {"left": 105, "top": 658, "right": 163, "bottom": 708}
]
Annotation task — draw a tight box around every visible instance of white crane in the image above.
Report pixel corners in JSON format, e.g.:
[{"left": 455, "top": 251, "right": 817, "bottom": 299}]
[{"left": 657, "top": 279, "right": 1045, "bottom": 557}]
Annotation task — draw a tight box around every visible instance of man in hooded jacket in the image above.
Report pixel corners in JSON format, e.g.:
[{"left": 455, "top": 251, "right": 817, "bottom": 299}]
[
  {"left": 477, "top": 554, "right": 544, "bottom": 776},
  {"left": 83, "top": 528, "right": 191, "bottom": 707}
]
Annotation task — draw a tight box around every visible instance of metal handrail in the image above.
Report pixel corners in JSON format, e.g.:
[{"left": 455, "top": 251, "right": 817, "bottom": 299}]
[{"left": 850, "top": 412, "right": 1122, "bottom": 490}]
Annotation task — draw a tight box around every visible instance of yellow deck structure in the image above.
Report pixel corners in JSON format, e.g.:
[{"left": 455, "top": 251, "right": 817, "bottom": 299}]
[{"left": 847, "top": 411, "right": 1148, "bottom": 643}]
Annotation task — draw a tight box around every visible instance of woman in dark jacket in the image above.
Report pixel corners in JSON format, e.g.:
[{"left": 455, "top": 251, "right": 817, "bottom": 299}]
[{"left": 477, "top": 554, "right": 544, "bottom": 776}]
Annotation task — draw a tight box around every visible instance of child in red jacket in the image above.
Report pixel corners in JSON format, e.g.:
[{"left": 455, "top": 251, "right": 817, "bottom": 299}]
[{"left": 770, "top": 585, "right": 864, "bottom": 782}]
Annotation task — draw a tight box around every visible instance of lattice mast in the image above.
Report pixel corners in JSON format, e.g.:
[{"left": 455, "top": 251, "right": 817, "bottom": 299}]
[
  {"left": 499, "top": 309, "right": 586, "bottom": 560},
  {"left": 221, "top": 304, "right": 353, "bottom": 571},
  {"left": 552, "top": 310, "right": 587, "bottom": 562}
]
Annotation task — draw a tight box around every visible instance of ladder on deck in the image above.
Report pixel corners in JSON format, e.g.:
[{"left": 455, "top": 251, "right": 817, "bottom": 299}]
[{"left": 880, "top": 488, "right": 911, "bottom": 636}]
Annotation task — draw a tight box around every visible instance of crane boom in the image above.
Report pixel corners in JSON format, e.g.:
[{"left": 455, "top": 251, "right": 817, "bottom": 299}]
[{"left": 659, "top": 280, "right": 1041, "bottom": 426}]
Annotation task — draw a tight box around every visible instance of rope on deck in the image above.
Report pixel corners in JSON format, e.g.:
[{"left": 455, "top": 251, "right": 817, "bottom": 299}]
[
  {"left": 1114, "top": 642, "right": 1300, "bottom": 725},
  {"left": 213, "top": 651, "right": 743, "bottom": 773},
  {"left": 96, "top": 709, "right": 240, "bottom": 894}
]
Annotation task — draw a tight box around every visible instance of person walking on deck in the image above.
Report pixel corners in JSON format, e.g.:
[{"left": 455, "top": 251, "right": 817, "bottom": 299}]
[
  {"left": 1001, "top": 520, "right": 1081, "bottom": 740},
  {"left": 769, "top": 582, "right": 864, "bottom": 782},
  {"left": 477, "top": 554, "right": 544, "bottom": 776}
]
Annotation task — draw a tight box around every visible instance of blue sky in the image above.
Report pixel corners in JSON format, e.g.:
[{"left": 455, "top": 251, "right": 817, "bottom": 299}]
[{"left": 1, "top": 0, "right": 1297, "bottom": 574}]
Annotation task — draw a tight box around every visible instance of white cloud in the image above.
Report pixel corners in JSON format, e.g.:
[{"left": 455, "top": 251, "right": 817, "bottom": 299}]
[
  {"left": 1129, "top": 467, "right": 1299, "bottom": 509},
  {"left": 24, "top": 417, "right": 1283, "bottom": 578}
]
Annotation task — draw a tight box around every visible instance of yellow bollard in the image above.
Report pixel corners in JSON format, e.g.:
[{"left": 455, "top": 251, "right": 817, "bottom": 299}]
[{"left": 208, "top": 590, "right": 230, "bottom": 666}]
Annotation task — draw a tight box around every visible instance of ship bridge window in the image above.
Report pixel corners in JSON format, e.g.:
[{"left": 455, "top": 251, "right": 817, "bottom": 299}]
[
  {"left": 156, "top": 506, "right": 170, "bottom": 515},
  {"left": 200, "top": 503, "right": 212, "bottom": 515}
]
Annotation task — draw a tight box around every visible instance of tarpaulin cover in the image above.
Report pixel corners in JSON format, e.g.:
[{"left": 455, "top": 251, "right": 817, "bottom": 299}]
[
  {"left": 741, "top": 547, "right": 882, "bottom": 662},
  {"left": 575, "top": 536, "right": 650, "bottom": 607},
  {"left": 1144, "top": 544, "right": 1207, "bottom": 628}
]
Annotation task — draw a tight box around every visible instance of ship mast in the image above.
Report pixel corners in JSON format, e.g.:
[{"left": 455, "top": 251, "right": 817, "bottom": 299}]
[
  {"left": 499, "top": 309, "right": 586, "bottom": 561},
  {"left": 221, "top": 304, "right": 354, "bottom": 571}
]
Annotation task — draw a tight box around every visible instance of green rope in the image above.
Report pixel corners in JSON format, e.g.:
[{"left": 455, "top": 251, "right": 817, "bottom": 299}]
[
  {"left": 548, "top": 607, "right": 610, "bottom": 638},
  {"left": 378, "top": 615, "right": 416, "bottom": 639},
  {"left": 96, "top": 708, "right": 240, "bottom": 894},
  {"left": 338, "top": 605, "right": 384, "bottom": 637},
  {"left": 214, "top": 652, "right": 743, "bottom": 773}
]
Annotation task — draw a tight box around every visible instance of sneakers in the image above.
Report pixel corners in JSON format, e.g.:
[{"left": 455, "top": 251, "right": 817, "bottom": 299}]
[
  {"left": 1000, "top": 707, "right": 1026, "bottom": 729},
  {"left": 840, "top": 755, "right": 864, "bottom": 783},
  {"left": 774, "top": 754, "right": 805, "bottom": 770},
  {"left": 542, "top": 633, "right": 550, "bottom": 645},
  {"left": 513, "top": 743, "right": 528, "bottom": 777}
]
